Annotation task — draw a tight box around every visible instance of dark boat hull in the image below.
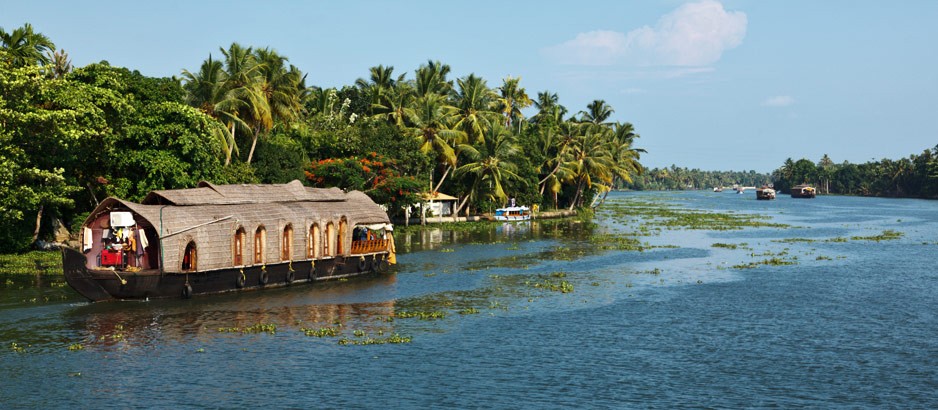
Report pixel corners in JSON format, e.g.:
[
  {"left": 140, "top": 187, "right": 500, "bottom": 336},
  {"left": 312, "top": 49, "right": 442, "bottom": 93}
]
[{"left": 62, "top": 248, "right": 390, "bottom": 301}]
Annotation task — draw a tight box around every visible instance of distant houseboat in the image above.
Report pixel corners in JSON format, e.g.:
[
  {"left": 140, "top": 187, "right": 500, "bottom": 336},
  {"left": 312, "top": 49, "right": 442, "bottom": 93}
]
[
  {"left": 791, "top": 184, "right": 817, "bottom": 198},
  {"left": 756, "top": 186, "right": 776, "bottom": 200},
  {"left": 62, "top": 180, "right": 395, "bottom": 302},
  {"left": 494, "top": 206, "right": 531, "bottom": 221}
]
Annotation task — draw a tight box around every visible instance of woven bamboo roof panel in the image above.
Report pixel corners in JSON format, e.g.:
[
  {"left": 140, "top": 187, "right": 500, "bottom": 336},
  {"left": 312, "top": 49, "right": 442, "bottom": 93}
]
[{"left": 143, "top": 180, "right": 346, "bottom": 205}]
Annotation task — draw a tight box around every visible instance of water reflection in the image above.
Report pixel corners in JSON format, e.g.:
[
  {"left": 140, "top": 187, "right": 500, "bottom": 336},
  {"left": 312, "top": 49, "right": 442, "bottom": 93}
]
[
  {"left": 59, "top": 274, "right": 400, "bottom": 349},
  {"left": 396, "top": 219, "right": 593, "bottom": 253}
]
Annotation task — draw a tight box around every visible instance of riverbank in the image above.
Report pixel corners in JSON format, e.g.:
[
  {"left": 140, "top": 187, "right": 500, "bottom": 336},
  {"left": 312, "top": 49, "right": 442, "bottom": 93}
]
[{"left": 399, "top": 209, "right": 578, "bottom": 225}]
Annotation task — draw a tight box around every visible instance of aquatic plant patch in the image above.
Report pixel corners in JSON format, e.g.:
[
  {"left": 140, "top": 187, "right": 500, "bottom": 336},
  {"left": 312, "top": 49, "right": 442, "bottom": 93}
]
[{"left": 217, "top": 323, "right": 277, "bottom": 334}]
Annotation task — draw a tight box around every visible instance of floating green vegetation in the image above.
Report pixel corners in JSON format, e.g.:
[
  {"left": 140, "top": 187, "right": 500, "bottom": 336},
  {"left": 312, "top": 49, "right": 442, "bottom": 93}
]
[
  {"left": 773, "top": 238, "right": 818, "bottom": 244},
  {"left": 816, "top": 255, "right": 833, "bottom": 261},
  {"left": 10, "top": 342, "right": 26, "bottom": 352},
  {"left": 0, "top": 251, "right": 62, "bottom": 276},
  {"left": 458, "top": 308, "right": 480, "bottom": 315},
  {"left": 196, "top": 348, "right": 205, "bottom": 353},
  {"left": 506, "top": 244, "right": 521, "bottom": 250},
  {"left": 338, "top": 333, "right": 413, "bottom": 346},
  {"left": 218, "top": 323, "right": 277, "bottom": 334},
  {"left": 602, "top": 199, "right": 791, "bottom": 232},
  {"left": 732, "top": 257, "right": 798, "bottom": 270},
  {"left": 528, "top": 278, "right": 574, "bottom": 293},
  {"left": 439, "top": 248, "right": 455, "bottom": 253},
  {"left": 850, "top": 230, "right": 903, "bottom": 242},
  {"left": 588, "top": 233, "right": 646, "bottom": 251},
  {"left": 301, "top": 326, "right": 341, "bottom": 337},
  {"left": 711, "top": 243, "right": 739, "bottom": 249},
  {"left": 67, "top": 343, "right": 84, "bottom": 351},
  {"left": 396, "top": 310, "right": 447, "bottom": 320}
]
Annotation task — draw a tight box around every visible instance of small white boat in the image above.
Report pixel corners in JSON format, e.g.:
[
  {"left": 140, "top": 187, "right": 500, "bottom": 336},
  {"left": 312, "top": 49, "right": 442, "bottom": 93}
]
[{"left": 494, "top": 206, "right": 531, "bottom": 221}]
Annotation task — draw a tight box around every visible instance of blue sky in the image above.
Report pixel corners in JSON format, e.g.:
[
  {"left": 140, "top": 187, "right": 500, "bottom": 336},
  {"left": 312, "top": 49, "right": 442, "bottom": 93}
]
[{"left": 3, "top": 0, "right": 937, "bottom": 172}]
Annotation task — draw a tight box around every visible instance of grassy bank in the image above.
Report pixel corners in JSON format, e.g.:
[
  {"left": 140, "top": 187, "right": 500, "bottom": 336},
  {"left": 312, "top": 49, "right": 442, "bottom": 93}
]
[{"left": 0, "top": 251, "right": 62, "bottom": 276}]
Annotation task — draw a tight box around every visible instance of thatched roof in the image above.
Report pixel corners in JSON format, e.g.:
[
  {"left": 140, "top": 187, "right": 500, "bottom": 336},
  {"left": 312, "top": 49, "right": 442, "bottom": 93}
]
[
  {"left": 143, "top": 180, "right": 346, "bottom": 205},
  {"left": 85, "top": 180, "right": 390, "bottom": 273}
]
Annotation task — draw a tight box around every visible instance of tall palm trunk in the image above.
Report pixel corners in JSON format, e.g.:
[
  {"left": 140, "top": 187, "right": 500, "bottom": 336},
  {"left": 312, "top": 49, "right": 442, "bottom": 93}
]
[
  {"left": 225, "top": 123, "right": 236, "bottom": 166},
  {"left": 433, "top": 166, "right": 452, "bottom": 193},
  {"left": 569, "top": 178, "right": 586, "bottom": 211},
  {"left": 246, "top": 128, "right": 261, "bottom": 164},
  {"left": 32, "top": 205, "right": 43, "bottom": 243}
]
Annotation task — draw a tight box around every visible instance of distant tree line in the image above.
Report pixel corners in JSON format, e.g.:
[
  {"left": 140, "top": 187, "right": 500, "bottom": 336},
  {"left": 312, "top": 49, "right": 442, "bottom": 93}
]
[
  {"left": 621, "top": 166, "right": 770, "bottom": 191},
  {"left": 771, "top": 150, "right": 938, "bottom": 198},
  {"left": 1, "top": 23, "right": 646, "bottom": 252}
]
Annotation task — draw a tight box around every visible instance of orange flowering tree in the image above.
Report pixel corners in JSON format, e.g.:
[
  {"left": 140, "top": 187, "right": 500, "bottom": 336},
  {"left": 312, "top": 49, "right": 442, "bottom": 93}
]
[{"left": 305, "top": 152, "right": 423, "bottom": 212}]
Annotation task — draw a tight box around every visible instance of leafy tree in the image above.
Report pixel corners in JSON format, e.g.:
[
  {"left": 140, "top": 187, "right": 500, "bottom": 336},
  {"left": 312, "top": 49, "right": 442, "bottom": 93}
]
[
  {"left": 305, "top": 153, "right": 423, "bottom": 214},
  {"left": 253, "top": 132, "right": 309, "bottom": 183}
]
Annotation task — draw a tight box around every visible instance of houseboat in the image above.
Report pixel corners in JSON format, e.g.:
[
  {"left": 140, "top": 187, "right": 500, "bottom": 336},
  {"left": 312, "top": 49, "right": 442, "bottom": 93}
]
[
  {"left": 493, "top": 206, "right": 531, "bottom": 221},
  {"left": 791, "top": 184, "right": 817, "bottom": 198},
  {"left": 756, "top": 186, "right": 776, "bottom": 200},
  {"left": 62, "top": 180, "right": 396, "bottom": 301}
]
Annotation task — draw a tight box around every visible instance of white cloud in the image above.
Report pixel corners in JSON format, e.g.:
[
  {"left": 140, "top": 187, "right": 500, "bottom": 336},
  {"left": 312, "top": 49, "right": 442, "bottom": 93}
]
[
  {"left": 543, "top": 0, "right": 747, "bottom": 67},
  {"left": 762, "top": 95, "right": 795, "bottom": 107}
]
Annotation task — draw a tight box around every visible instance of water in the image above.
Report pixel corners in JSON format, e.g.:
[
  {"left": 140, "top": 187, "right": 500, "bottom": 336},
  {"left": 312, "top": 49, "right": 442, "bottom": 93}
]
[{"left": 2, "top": 191, "right": 937, "bottom": 408}]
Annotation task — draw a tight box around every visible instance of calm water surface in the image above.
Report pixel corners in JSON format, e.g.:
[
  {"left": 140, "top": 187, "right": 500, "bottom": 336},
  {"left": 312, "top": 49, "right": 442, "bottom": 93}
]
[{"left": 2, "top": 191, "right": 937, "bottom": 408}]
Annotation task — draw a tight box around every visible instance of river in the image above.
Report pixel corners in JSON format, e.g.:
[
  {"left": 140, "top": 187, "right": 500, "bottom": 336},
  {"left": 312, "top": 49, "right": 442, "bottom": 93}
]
[{"left": 1, "top": 191, "right": 937, "bottom": 408}]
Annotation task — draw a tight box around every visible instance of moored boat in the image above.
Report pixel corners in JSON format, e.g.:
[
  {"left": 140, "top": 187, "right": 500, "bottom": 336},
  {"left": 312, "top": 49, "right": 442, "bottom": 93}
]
[
  {"left": 62, "top": 180, "right": 396, "bottom": 301},
  {"left": 493, "top": 206, "right": 531, "bottom": 221},
  {"left": 791, "top": 184, "right": 817, "bottom": 198}
]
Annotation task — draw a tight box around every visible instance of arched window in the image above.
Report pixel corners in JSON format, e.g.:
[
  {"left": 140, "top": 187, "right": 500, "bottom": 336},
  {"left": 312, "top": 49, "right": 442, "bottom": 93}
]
[
  {"left": 282, "top": 224, "right": 293, "bottom": 261},
  {"left": 254, "top": 226, "right": 266, "bottom": 264},
  {"left": 308, "top": 224, "right": 320, "bottom": 259},
  {"left": 234, "top": 227, "right": 246, "bottom": 265},
  {"left": 324, "top": 222, "right": 334, "bottom": 257},
  {"left": 337, "top": 217, "right": 348, "bottom": 255},
  {"left": 182, "top": 241, "right": 197, "bottom": 271}
]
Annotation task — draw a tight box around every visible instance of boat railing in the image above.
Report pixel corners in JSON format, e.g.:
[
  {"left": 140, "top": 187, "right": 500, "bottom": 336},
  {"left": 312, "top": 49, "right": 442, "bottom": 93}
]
[{"left": 350, "top": 239, "right": 390, "bottom": 254}]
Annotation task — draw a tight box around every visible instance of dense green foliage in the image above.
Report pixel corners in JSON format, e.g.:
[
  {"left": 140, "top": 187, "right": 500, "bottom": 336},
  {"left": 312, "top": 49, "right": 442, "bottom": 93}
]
[
  {"left": 1, "top": 23, "right": 648, "bottom": 251},
  {"left": 771, "top": 151, "right": 938, "bottom": 198}
]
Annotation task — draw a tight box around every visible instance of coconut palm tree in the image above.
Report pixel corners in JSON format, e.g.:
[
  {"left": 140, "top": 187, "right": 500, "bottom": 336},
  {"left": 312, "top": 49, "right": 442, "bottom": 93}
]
[
  {"left": 372, "top": 83, "right": 416, "bottom": 128},
  {"left": 598, "top": 122, "right": 644, "bottom": 205},
  {"left": 181, "top": 54, "right": 248, "bottom": 165},
  {"left": 455, "top": 124, "right": 524, "bottom": 208},
  {"left": 565, "top": 127, "right": 615, "bottom": 210},
  {"left": 495, "top": 76, "right": 533, "bottom": 128},
  {"left": 578, "top": 99, "right": 615, "bottom": 125},
  {"left": 535, "top": 122, "right": 579, "bottom": 209},
  {"left": 0, "top": 23, "right": 55, "bottom": 66},
  {"left": 531, "top": 90, "right": 567, "bottom": 127},
  {"left": 452, "top": 74, "right": 496, "bottom": 144},
  {"left": 244, "top": 47, "right": 303, "bottom": 164},
  {"left": 355, "top": 64, "right": 404, "bottom": 115},
  {"left": 415, "top": 60, "right": 453, "bottom": 97},
  {"left": 405, "top": 93, "right": 466, "bottom": 191}
]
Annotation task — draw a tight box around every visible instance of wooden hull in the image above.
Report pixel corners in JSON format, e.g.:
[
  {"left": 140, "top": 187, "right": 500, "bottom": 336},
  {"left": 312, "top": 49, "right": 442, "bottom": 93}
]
[
  {"left": 791, "top": 191, "right": 816, "bottom": 198},
  {"left": 756, "top": 190, "right": 776, "bottom": 200},
  {"left": 63, "top": 248, "right": 390, "bottom": 302},
  {"left": 494, "top": 215, "right": 531, "bottom": 221}
]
